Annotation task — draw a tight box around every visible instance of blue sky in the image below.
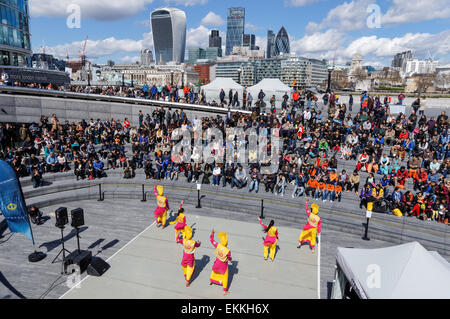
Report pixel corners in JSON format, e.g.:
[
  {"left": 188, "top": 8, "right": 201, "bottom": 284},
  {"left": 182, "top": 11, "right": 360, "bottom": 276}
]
[{"left": 29, "top": 0, "right": 450, "bottom": 67}]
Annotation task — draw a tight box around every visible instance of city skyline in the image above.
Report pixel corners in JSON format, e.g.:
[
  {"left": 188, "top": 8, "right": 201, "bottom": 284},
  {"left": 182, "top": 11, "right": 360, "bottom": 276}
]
[{"left": 28, "top": 0, "right": 450, "bottom": 67}]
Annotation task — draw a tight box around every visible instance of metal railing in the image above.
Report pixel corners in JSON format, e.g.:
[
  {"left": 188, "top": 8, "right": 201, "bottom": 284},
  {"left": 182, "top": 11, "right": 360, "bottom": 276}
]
[{"left": 0, "top": 86, "right": 252, "bottom": 115}]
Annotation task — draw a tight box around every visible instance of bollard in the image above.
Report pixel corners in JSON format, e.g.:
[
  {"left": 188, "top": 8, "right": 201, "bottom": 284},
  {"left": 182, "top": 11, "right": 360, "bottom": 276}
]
[
  {"left": 260, "top": 199, "right": 264, "bottom": 219},
  {"left": 98, "top": 184, "right": 104, "bottom": 201},
  {"left": 141, "top": 184, "right": 146, "bottom": 202}
]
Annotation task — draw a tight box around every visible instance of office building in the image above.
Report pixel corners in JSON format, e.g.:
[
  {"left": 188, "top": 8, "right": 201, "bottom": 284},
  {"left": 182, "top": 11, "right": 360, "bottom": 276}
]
[
  {"left": 0, "top": 0, "right": 32, "bottom": 66},
  {"left": 141, "top": 49, "right": 154, "bottom": 66},
  {"left": 242, "top": 34, "right": 256, "bottom": 50},
  {"left": 188, "top": 48, "right": 206, "bottom": 65},
  {"left": 267, "top": 30, "right": 275, "bottom": 59},
  {"left": 225, "top": 7, "right": 245, "bottom": 56},
  {"left": 151, "top": 8, "right": 187, "bottom": 64},
  {"left": 274, "top": 27, "right": 290, "bottom": 56},
  {"left": 392, "top": 51, "right": 413, "bottom": 68},
  {"left": 209, "top": 30, "right": 222, "bottom": 48}
]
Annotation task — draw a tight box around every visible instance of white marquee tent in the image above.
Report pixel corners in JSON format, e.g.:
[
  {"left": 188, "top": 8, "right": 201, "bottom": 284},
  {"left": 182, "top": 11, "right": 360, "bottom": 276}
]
[
  {"left": 247, "top": 78, "right": 293, "bottom": 108},
  {"left": 201, "top": 78, "right": 243, "bottom": 104},
  {"left": 331, "top": 242, "right": 450, "bottom": 299}
]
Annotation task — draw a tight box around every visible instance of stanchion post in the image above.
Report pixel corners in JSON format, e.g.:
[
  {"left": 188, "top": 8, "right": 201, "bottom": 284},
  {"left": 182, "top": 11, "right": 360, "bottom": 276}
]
[
  {"left": 260, "top": 199, "right": 264, "bottom": 219},
  {"left": 196, "top": 183, "right": 202, "bottom": 208},
  {"left": 98, "top": 184, "right": 104, "bottom": 201},
  {"left": 362, "top": 202, "right": 372, "bottom": 241},
  {"left": 141, "top": 184, "right": 146, "bottom": 202}
]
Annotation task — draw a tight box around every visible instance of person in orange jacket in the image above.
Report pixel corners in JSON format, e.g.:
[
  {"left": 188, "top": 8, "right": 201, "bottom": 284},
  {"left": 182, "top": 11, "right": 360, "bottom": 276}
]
[
  {"left": 258, "top": 218, "right": 279, "bottom": 261},
  {"left": 323, "top": 183, "right": 335, "bottom": 202},
  {"left": 153, "top": 185, "right": 169, "bottom": 228},
  {"left": 305, "top": 178, "right": 318, "bottom": 198},
  {"left": 334, "top": 184, "right": 343, "bottom": 202},
  {"left": 176, "top": 226, "right": 201, "bottom": 287}
]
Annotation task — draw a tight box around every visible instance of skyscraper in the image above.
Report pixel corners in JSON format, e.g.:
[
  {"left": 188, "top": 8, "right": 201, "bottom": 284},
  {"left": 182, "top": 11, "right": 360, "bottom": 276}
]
[
  {"left": 151, "top": 8, "right": 187, "bottom": 64},
  {"left": 242, "top": 34, "right": 256, "bottom": 50},
  {"left": 225, "top": 7, "right": 245, "bottom": 56},
  {"left": 0, "top": 0, "right": 31, "bottom": 66},
  {"left": 209, "top": 30, "right": 222, "bottom": 48},
  {"left": 266, "top": 30, "right": 275, "bottom": 59},
  {"left": 274, "top": 27, "right": 290, "bottom": 56}
]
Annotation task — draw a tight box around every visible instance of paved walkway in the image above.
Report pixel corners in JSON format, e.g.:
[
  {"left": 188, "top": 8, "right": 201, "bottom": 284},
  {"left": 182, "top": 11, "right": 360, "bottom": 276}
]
[{"left": 62, "top": 213, "right": 318, "bottom": 299}]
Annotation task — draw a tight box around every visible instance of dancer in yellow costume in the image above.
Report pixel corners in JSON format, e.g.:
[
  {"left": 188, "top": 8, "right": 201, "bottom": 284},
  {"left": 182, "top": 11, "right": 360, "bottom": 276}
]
[
  {"left": 176, "top": 226, "right": 201, "bottom": 287},
  {"left": 153, "top": 185, "right": 169, "bottom": 229},
  {"left": 258, "top": 218, "right": 279, "bottom": 261},
  {"left": 169, "top": 201, "right": 186, "bottom": 241},
  {"left": 298, "top": 200, "right": 321, "bottom": 253},
  {"left": 209, "top": 229, "right": 232, "bottom": 295}
]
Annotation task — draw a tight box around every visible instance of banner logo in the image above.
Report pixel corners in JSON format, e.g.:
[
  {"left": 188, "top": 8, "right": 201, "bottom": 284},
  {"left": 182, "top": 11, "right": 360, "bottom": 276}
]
[{"left": 7, "top": 203, "right": 17, "bottom": 211}]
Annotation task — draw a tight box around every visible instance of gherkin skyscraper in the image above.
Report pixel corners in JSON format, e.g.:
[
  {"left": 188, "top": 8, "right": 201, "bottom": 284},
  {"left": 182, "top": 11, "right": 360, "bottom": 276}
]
[{"left": 274, "top": 27, "right": 290, "bottom": 56}]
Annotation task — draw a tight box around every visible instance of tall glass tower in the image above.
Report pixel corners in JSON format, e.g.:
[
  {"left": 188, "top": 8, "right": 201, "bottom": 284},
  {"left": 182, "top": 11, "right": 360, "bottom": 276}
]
[
  {"left": 274, "top": 27, "right": 290, "bottom": 56},
  {"left": 151, "top": 8, "right": 186, "bottom": 64},
  {"left": 266, "top": 30, "right": 275, "bottom": 59},
  {"left": 225, "top": 7, "right": 245, "bottom": 56},
  {"left": 0, "top": 0, "right": 32, "bottom": 66}
]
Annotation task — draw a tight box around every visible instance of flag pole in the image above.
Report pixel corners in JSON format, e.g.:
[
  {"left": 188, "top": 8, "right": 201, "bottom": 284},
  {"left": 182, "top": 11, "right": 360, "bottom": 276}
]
[{"left": 17, "top": 175, "right": 46, "bottom": 263}]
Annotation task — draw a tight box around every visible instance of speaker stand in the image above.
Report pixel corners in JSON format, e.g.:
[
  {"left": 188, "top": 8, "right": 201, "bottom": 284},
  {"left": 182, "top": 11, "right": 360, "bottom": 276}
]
[{"left": 52, "top": 227, "right": 72, "bottom": 274}]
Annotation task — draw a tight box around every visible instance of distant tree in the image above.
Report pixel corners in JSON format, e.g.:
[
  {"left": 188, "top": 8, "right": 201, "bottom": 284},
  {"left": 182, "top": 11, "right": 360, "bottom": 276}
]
[{"left": 415, "top": 74, "right": 436, "bottom": 97}]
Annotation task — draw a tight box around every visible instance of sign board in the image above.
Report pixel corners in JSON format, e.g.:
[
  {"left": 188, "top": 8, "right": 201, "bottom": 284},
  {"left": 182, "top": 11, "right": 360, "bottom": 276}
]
[
  {"left": 390, "top": 104, "right": 406, "bottom": 114},
  {"left": 366, "top": 210, "right": 373, "bottom": 219}
]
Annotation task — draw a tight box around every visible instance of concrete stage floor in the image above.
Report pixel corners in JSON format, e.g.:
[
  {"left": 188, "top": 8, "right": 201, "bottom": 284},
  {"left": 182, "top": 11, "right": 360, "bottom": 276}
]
[{"left": 61, "top": 213, "right": 319, "bottom": 299}]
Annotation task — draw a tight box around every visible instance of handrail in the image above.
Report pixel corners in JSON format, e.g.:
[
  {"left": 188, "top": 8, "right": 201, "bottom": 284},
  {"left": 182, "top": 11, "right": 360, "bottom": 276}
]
[{"left": 0, "top": 86, "right": 252, "bottom": 115}]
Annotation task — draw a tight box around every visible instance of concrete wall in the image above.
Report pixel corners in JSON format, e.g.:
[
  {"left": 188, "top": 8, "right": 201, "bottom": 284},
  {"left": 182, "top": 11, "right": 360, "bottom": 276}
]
[{"left": 0, "top": 94, "right": 226, "bottom": 125}]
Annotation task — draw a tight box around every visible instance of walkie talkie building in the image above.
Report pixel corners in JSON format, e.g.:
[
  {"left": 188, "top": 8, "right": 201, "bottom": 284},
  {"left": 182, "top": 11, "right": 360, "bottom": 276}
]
[{"left": 151, "top": 8, "right": 186, "bottom": 64}]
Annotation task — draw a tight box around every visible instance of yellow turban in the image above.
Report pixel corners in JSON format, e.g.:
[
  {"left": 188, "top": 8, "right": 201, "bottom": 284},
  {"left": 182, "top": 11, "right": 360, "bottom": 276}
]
[
  {"left": 311, "top": 203, "right": 319, "bottom": 215},
  {"left": 183, "top": 226, "right": 193, "bottom": 240},
  {"left": 217, "top": 232, "right": 228, "bottom": 246},
  {"left": 156, "top": 185, "right": 163, "bottom": 196}
]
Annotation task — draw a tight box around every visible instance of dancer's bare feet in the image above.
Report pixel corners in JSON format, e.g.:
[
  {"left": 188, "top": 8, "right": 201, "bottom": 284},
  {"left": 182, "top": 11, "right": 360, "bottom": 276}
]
[
  {"left": 311, "top": 248, "right": 315, "bottom": 254},
  {"left": 223, "top": 291, "right": 230, "bottom": 296},
  {"left": 186, "top": 282, "right": 190, "bottom": 287}
]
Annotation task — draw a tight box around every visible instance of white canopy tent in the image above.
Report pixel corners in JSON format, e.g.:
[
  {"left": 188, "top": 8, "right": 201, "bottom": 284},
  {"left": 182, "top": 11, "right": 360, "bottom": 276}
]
[
  {"left": 331, "top": 242, "right": 450, "bottom": 299},
  {"left": 201, "top": 78, "right": 243, "bottom": 105},
  {"left": 248, "top": 78, "right": 293, "bottom": 108}
]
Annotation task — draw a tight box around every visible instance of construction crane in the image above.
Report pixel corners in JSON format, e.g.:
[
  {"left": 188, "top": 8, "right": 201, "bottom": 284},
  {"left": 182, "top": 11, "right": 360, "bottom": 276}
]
[{"left": 80, "top": 36, "right": 88, "bottom": 66}]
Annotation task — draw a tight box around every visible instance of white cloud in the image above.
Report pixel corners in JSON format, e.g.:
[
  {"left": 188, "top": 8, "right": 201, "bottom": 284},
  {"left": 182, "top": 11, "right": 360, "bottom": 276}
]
[
  {"left": 381, "top": 0, "right": 450, "bottom": 25},
  {"left": 245, "top": 23, "right": 263, "bottom": 32},
  {"left": 305, "top": 0, "right": 371, "bottom": 33},
  {"left": 29, "top": 0, "right": 154, "bottom": 21},
  {"left": 284, "top": 0, "right": 321, "bottom": 7},
  {"left": 119, "top": 56, "right": 141, "bottom": 64},
  {"left": 306, "top": 0, "right": 450, "bottom": 34},
  {"left": 186, "top": 25, "right": 211, "bottom": 48},
  {"left": 291, "top": 29, "right": 346, "bottom": 54},
  {"left": 163, "top": 0, "right": 207, "bottom": 6},
  {"left": 200, "top": 11, "right": 225, "bottom": 27},
  {"left": 45, "top": 34, "right": 153, "bottom": 61}
]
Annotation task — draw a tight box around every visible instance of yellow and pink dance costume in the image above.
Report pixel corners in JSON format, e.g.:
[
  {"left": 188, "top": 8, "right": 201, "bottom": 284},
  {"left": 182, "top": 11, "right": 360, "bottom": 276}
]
[
  {"left": 259, "top": 219, "right": 279, "bottom": 261},
  {"left": 169, "top": 201, "right": 187, "bottom": 241},
  {"left": 209, "top": 230, "right": 232, "bottom": 295},
  {"left": 153, "top": 185, "right": 169, "bottom": 228},
  {"left": 298, "top": 201, "right": 321, "bottom": 252},
  {"left": 176, "top": 226, "right": 201, "bottom": 287}
]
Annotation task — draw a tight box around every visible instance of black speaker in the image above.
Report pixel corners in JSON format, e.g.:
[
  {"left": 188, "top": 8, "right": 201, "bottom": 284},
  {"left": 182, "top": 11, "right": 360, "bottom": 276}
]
[
  {"left": 71, "top": 208, "right": 85, "bottom": 228},
  {"left": 87, "top": 257, "right": 110, "bottom": 277},
  {"left": 64, "top": 250, "right": 92, "bottom": 274},
  {"left": 55, "top": 207, "right": 68, "bottom": 229}
]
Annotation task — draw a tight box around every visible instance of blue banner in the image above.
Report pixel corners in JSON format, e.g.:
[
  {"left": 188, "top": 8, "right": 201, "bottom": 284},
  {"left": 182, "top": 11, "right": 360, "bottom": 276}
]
[{"left": 0, "top": 160, "right": 33, "bottom": 243}]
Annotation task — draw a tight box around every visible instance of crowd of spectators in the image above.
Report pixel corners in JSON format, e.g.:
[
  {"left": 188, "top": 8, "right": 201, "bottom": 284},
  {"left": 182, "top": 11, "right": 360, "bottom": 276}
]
[{"left": 1, "top": 88, "right": 449, "bottom": 225}]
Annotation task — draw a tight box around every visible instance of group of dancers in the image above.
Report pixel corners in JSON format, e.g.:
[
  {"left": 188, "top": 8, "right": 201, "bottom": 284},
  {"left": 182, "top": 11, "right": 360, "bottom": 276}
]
[{"left": 152, "top": 185, "right": 321, "bottom": 295}]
